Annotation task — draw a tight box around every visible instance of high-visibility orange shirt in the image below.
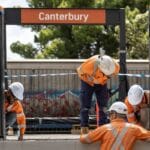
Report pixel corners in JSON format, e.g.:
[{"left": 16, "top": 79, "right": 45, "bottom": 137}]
[
  {"left": 80, "top": 118, "right": 150, "bottom": 150},
  {"left": 77, "top": 55, "right": 120, "bottom": 86},
  {"left": 5, "top": 100, "right": 26, "bottom": 135},
  {"left": 125, "top": 93, "right": 148, "bottom": 124}
]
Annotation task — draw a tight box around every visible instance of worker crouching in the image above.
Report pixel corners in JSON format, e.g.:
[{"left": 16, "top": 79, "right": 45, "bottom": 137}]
[
  {"left": 4, "top": 82, "right": 26, "bottom": 141},
  {"left": 125, "top": 84, "right": 150, "bottom": 126}
]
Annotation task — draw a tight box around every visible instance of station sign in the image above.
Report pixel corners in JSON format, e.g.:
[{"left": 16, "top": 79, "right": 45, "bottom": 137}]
[{"left": 21, "top": 9, "right": 106, "bottom": 24}]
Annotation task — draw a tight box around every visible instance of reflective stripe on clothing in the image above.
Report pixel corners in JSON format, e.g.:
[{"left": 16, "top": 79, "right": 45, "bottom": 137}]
[
  {"left": 106, "top": 123, "right": 130, "bottom": 150},
  {"left": 18, "top": 124, "right": 26, "bottom": 129},
  {"left": 80, "top": 66, "right": 101, "bottom": 84},
  {"left": 80, "top": 118, "right": 150, "bottom": 150},
  {"left": 17, "top": 112, "right": 25, "bottom": 117},
  {"left": 76, "top": 55, "right": 108, "bottom": 86},
  {"left": 78, "top": 66, "right": 95, "bottom": 83}
]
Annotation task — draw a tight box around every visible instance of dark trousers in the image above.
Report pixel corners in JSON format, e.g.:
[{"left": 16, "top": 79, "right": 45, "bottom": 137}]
[
  {"left": 80, "top": 80, "right": 109, "bottom": 127},
  {"left": 6, "top": 112, "right": 16, "bottom": 129}
]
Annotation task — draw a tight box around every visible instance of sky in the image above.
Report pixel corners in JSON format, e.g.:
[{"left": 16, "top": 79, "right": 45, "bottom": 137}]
[{"left": 0, "top": 0, "right": 35, "bottom": 60}]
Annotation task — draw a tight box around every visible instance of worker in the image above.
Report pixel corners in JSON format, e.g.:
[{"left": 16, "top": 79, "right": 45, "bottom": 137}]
[
  {"left": 125, "top": 84, "right": 149, "bottom": 125},
  {"left": 80, "top": 101, "right": 150, "bottom": 150},
  {"left": 77, "top": 54, "right": 120, "bottom": 134},
  {"left": 4, "top": 82, "right": 26, "bottom": 141}
]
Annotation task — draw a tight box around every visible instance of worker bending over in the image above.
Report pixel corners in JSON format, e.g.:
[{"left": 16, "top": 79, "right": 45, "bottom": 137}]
[
  {"left": 125, "top": 84, "right": 149, "bottom": 125},
  {"left": 77, "top": 54, "right": 119, "bottom": 133},
  {"left": 80, "top": 101, "right": 150, "bottom": 150},
  {"left": 5, "top": 82, "right": 26, "bottom": 141}
]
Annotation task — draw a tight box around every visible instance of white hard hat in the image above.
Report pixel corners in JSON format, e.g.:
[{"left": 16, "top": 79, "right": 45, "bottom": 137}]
[
  {"left": 108, "top": 102, "right": 127, "bottom": 115},
  {"left": 128, "top": 84, "right": 144, "bottom": 106},
  {"left": 8, "top": 82, "right": 24, "bottom": 100},
  {"left": 98, "top": 55, "right": 115, "bottom": 76}
]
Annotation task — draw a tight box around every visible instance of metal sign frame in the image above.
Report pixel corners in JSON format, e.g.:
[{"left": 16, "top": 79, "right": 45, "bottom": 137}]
[{"left": 0, "top": 8, "right": 128, "bottom": 139}]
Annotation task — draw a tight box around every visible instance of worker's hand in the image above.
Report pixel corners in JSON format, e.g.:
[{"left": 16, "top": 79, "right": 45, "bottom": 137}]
[
  {"left": 5, "top": 91, "right": 15, "bottom": 104},
  {"left": 4, "top": 90, "right": 9, "bottom": 98},
  {"left": 18, "top": 135, "right": 23, "bottom": 141},
  {"left": 4, "top": 90, "right": 14, "bottom": 104}
]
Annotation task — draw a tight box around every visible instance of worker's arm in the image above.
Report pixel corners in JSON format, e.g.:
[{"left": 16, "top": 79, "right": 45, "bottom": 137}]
[
  {"left": 125, "top": 99, "right": 138, "bottom": 124},
  {"left": 80, "top": 126, "right": 105, "bottom": 144},
  {"left": 133, "top": 124, "right": 150, "bottom": 141}
]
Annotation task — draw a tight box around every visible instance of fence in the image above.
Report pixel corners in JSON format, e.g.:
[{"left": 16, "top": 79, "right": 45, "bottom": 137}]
[{"left": 6, "top": 59, "right": 149, "bottom": 133}]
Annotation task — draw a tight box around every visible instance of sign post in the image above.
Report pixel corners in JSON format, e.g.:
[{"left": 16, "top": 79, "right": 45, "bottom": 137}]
[
  {"left": 119, "top": 9, "right": 128, "bottom": 101},
  {"left": 0, "top": 6, "right": 6, "bottom": 140}
]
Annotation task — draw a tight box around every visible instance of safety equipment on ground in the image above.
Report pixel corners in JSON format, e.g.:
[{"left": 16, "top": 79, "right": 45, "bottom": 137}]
[
  {"left": 8, "top": 82, "right": 24, "bottom": 100},
  {"left": 108, "top": 102, "right": 127, "bottom": 115},
  {"left": 98, "top": 55, "right": 115, "bottom": 76},
  {"left": 128, "top": 84, "right": 144, "bottom": 106}
]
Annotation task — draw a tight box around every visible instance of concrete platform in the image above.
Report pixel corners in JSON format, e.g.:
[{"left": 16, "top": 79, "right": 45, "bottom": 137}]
[
  {"left": 6, "top": 134, "right": 79, "bottom": 141},
  {"left": 0, "top": 134, "right": 149, "bottom": 150}
]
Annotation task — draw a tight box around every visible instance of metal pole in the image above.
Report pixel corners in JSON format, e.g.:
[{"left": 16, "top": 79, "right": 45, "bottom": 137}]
[
  {"left": 119, "top": 9, "right": 129, "bottom": 101},
  {"left": 148, "top": 5, "right": 150, "bottom": 92},
  {"left": 4, "top": 24, "right": 8, "bottom": 89},
  {"left": 0, "top": 6, "right": 6, "bottom": 140},
  {"left": 148, "top": 4, "right": 150, "bottom": 130}
]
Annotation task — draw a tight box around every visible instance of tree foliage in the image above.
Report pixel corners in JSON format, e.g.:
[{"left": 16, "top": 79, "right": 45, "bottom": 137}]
[
  {"left": 10, "top": 0, "right": 148, "bottom": 59},
  {"left": 125, "top": 7, "right": 148, "bottom": 59},
  {"left": 10, "top": 41, "right": 37, "bottom": 58}
]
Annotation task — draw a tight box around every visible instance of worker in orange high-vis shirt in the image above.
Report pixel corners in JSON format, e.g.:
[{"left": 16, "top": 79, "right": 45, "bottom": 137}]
[
  {"left": 4, "top": 82, "right": 26, "bottom": 141},
  {"left": 80, "top": 101, "right": 150, "bottom": 150},
  {"left": 125, "top": 84, "right": 149, "bottom": 125},
  {"left": 77, "top": 54, "right": 120, "bottom": 134}
]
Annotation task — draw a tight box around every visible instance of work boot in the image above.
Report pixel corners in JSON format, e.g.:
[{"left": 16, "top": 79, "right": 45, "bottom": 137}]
[
  {"left": 7, "top": 127, "right": 14, "bottom": 136},
  {"left": 81, "top": 127, "right": 89, "bottom": 134}
]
